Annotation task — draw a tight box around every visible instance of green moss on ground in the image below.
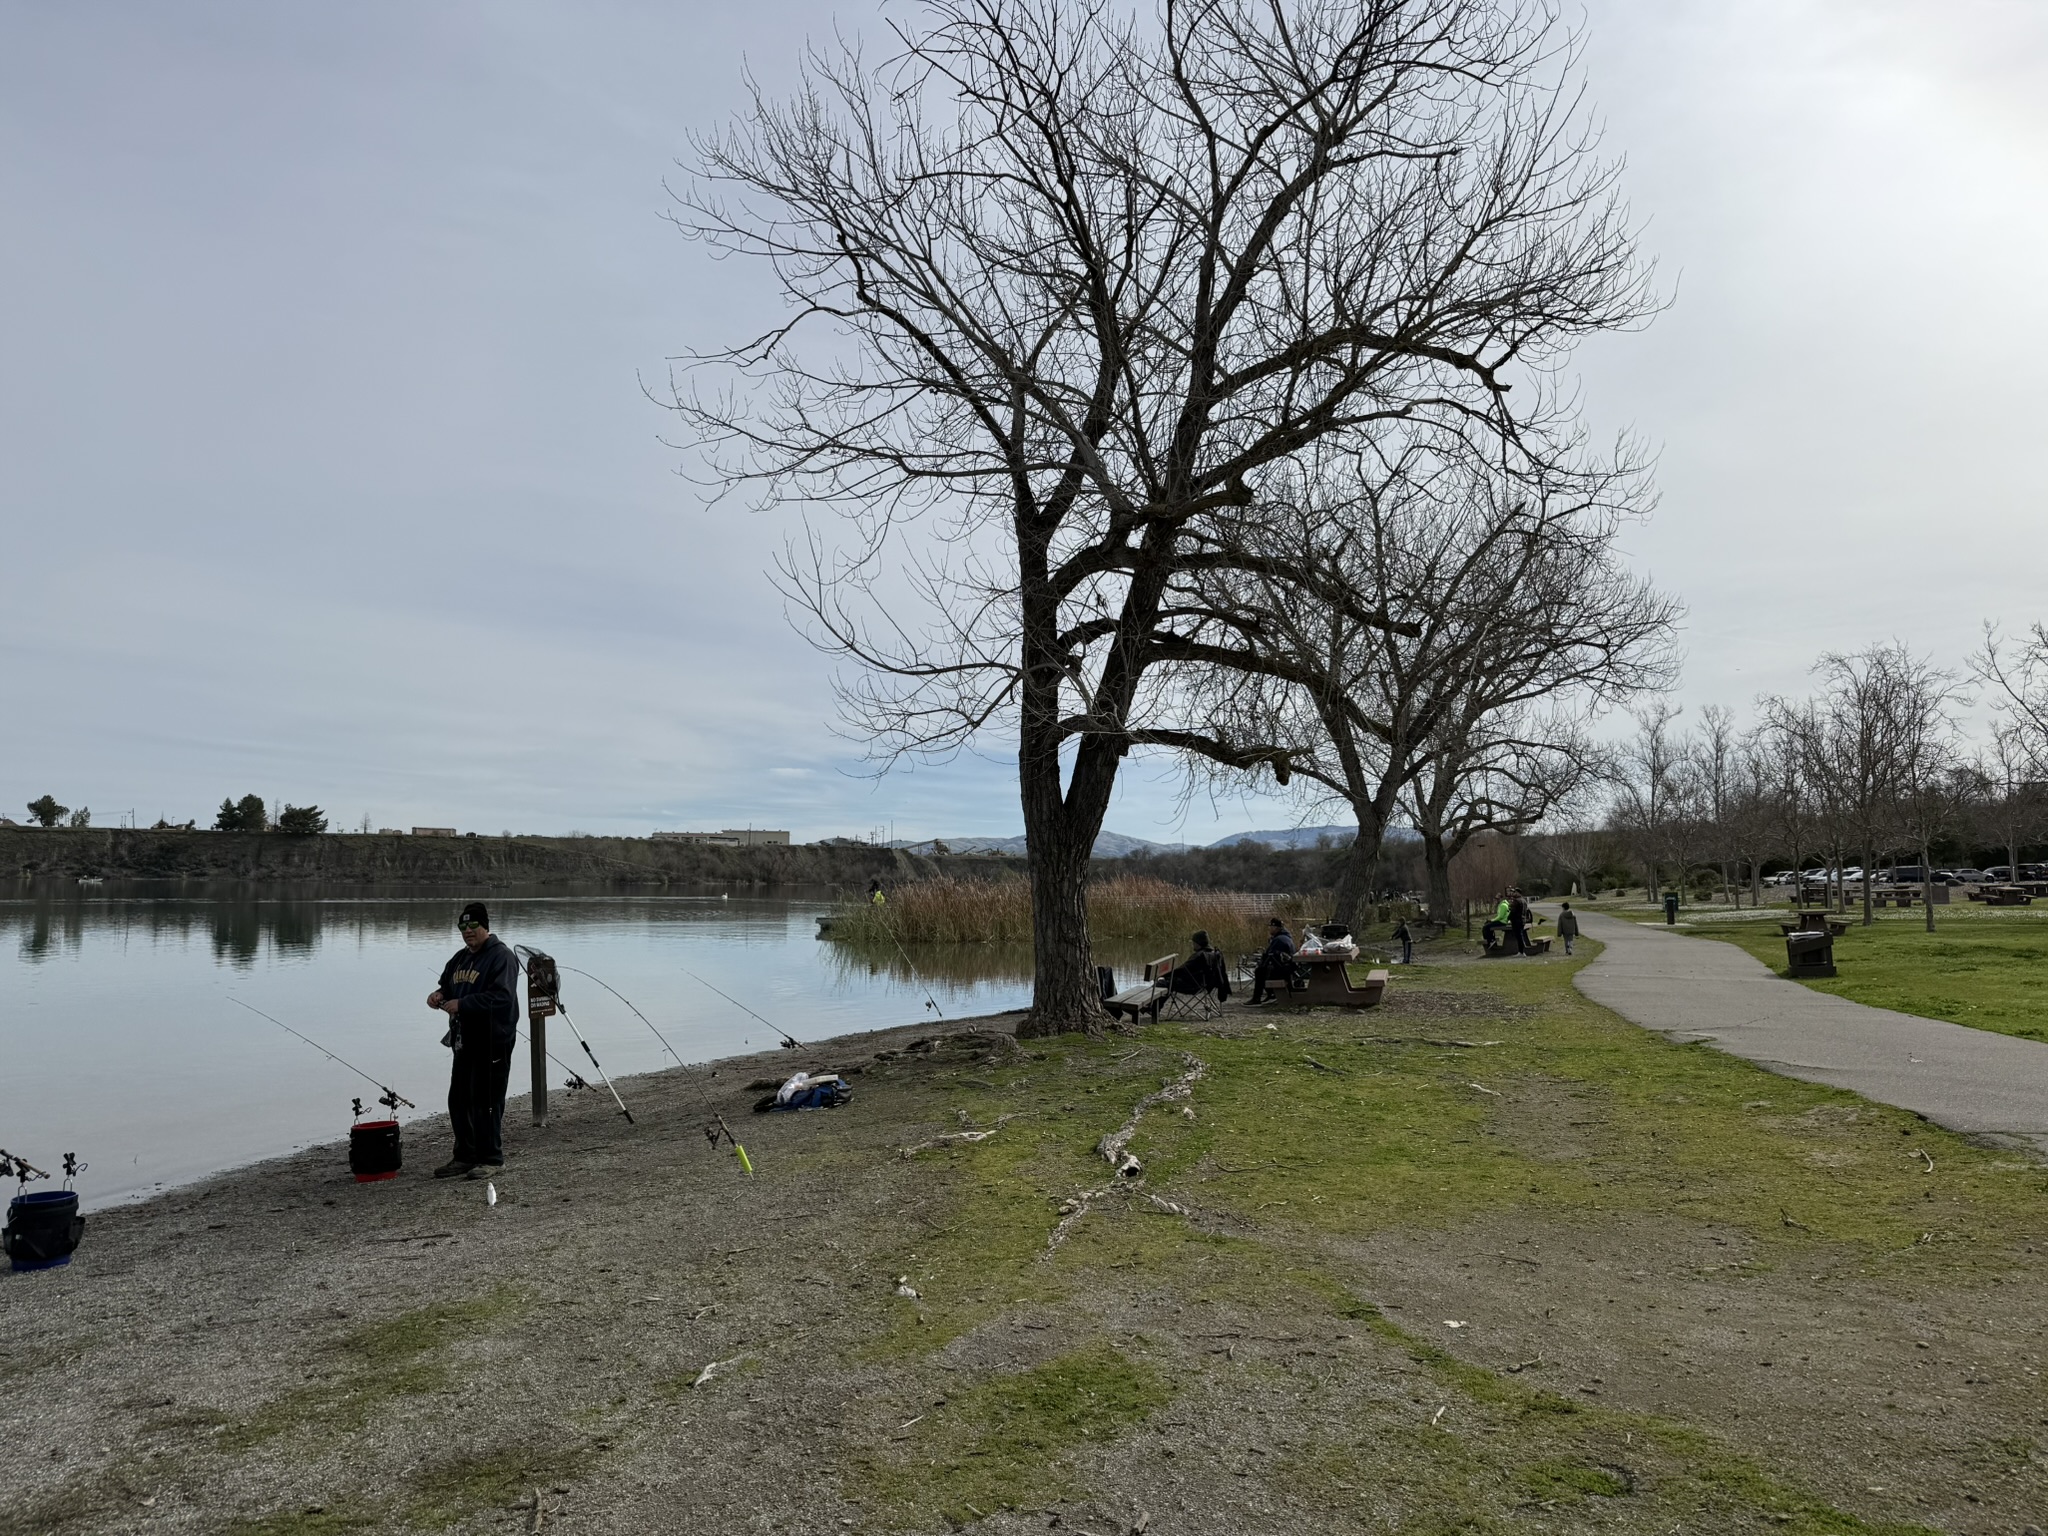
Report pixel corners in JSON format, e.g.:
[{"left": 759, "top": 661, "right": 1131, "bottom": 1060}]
[
  {"left": 221, "top": 1288, "right": 527, "bottom": 1450},
  {"left": 1677, "top": 909, "right": 2048, "bottom": 1042},
  {"left": 404, "top": 1441, "right": 589, "bottom": 1529},
  {"left": 863, "top": 1345, "right": 1171, "bottom": 1525}
]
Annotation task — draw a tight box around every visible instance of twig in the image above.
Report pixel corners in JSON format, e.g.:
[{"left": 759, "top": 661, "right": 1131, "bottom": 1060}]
[
  {"left": 692, "top": 1354, "right": 748, "bottom": 1389},
  {"left": 899, "top": 1113, "right": 1024, "bottom": 1157},
  {"left": 1781, "top": 1208, "right": 1809, "bottom": 1231},
  {"left": 1301, "top": 1055, "right": 1342, "bottom": 1074},
  {"left": 1465, "top": 1081, "right": 1502, "bottom": 1097},
  {"left": 1912, "top": 1148, "right": 1935, "bottom": 1174}
]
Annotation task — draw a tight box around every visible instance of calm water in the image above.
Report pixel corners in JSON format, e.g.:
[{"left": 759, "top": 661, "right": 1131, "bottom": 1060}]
[{"left": 1, "top": 886, "right": 1036, "bottom": 1210}]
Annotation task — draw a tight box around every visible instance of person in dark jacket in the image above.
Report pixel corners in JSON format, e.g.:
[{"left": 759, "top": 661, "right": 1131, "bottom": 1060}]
[
  {"left": 426, "top": 901, "right": 520, "bottom": 1179},
  {"left": 1248, "top": 918, "right": 1296, "bottom": 1005},
  {"left": 1507, "top": 890, "right": 1531, "bottom": 956},
  {"left": 1392, "top": 918, "right": 1414, "bottom": 965},
  {"left": 1169, "top": 930, "right": 1231, "bottom": 1002},
  {"left": 1556, "top": 901, "right": 1580, "bottom": 956}
]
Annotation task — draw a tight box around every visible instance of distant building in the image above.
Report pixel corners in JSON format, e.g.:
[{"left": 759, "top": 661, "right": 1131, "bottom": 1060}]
[
  {"left": 412, "top": 826, "right": 457, "bottom": 837},
  {"left": 0, "top": 817, "right": 20, "bottom": 828},
  {"left": 652, "top": 828, "right": 790, "bottom": 847},
  {"left": 378, "top": 828, "right": 404, "bottom": 835}
]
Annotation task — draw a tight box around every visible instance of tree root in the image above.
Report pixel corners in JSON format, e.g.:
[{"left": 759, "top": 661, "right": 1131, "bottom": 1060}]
[{"left": 898, "top": 1113, "right": 1025, "bottom": 1158}]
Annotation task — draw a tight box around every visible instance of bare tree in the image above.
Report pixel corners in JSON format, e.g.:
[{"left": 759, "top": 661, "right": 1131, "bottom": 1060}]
[
  {"left": 1885, "top": 652, "right": 1969, "bottom": 932},
  {"left": 1978, "top": 722, "right": 2048, "bottom": 880},
  {"left": 1609, "top": 701, "right": 1697, "bottom": 901},
  {"left": 674, "top": 0, "right": 1650, "bottom": 1030},
  {"left": 1172, "top": 431, "right": 1672, "bottom": 925},
  {"left": 1973, "top": 623, "right": 2048, "bottom": 766}
]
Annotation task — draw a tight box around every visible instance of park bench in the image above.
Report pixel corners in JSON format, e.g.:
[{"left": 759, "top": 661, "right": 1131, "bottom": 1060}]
[
  {"left": 1105, "top": 953, "right": 1177, "bottom": 1024},
  {"left": 1984, "top": 886, "right": 2033, "bottom": 907},
  {"left": 1104, "top": 954, "right": 1228, "bottom": 1024}
]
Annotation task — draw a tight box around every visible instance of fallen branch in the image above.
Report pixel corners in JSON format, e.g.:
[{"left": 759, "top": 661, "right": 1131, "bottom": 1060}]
[
  {"left": 1465, "top": 1081, "right": 1502, "bottom": 1097},
  {"left": 899, "top": 1114, "right": 1024, "bottom": 1158},
  {"left": 692, "top": 1354, "right": 748, "bottom": 1389},
  {"left": 1046, "top": 1053, "right": 1207, "bottom": 1253},
  {"left": 1301, "top": 1055, "right": 1342, "bottom": 1075}
]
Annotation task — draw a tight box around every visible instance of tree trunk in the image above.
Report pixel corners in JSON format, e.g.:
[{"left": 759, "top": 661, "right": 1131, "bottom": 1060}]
[
  {"left": 1422, "top": 835, "right": 1454, "bottom": 925},
  {"left": 1923, "top": 838, "right": 1936, "bottom": 934},
  {"left": 1330, "top": 818, "right": 1387, "bottom": 929},
  {"left": 1860, "top": 843, "right": 1873, "bottom": 926}
]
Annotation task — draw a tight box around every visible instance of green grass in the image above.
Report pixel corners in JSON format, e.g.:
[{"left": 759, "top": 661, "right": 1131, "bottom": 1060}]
[{"left": 1676, "top": 908, "right": 2048, "bottom": 1042}]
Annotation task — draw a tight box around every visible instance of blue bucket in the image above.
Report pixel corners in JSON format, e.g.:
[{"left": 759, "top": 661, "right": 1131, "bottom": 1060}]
[{"left": 5, "top": 1190, "right": 85, "bottom": 1272}]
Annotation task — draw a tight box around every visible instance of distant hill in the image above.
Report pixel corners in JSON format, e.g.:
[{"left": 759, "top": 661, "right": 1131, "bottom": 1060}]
[
  {"left": 1205, "top": 825, "right": 1355, "bottom": 850},
  {"left": 887, "top": 830, "right": 1193, "bottom": 858}
]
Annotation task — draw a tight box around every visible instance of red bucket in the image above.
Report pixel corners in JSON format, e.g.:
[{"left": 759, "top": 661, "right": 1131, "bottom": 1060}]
[{"left": 349, "top": 1119, "right": 402, "bottom": 1183}]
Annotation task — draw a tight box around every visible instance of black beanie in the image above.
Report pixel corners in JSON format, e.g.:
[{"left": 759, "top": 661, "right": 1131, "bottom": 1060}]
[{"left": 459, "top": 901, "right": 490, "bottom": 929}]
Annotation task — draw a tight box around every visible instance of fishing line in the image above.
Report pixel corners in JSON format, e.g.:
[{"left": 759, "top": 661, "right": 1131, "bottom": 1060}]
[
  {"left": 554, "top": 964, "right": 684, "bottom": 1065},
  {"left": 228, "top": 997, "right": 416, "bottom": 1110},
  {"left": 512, "top": 948, "right": 634, "bottom": 1123},
  {"left": 681, "top": 966, "right": 803, "bottom": 1050},
  {"left": 873, "top": 914, "right": 945, "bottom": 1020}
]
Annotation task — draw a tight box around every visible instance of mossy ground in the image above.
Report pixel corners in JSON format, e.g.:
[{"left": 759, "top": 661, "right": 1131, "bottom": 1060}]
[{"left": 1670, "top": 906, "right": 2048, "bottom": 1043}]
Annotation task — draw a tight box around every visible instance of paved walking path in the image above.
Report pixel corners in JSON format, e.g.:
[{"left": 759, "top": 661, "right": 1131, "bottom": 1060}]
[{"left": 1572, "top": 910, "right": 2048, "bottom": 1158}]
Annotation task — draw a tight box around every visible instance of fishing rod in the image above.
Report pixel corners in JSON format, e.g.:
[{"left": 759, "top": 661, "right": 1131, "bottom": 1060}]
[
  {"left": 228, "top": 997, "right": 416, "bottom": 1112},
  {"left": 514, "top": 948, "right": 633, "bottom": 1124},
  {"left": 874, "top": 915, "right": 945, "bottom": 1021},
  {"left": 681, "top": 966, "right": 803, "bottom": 1050}
]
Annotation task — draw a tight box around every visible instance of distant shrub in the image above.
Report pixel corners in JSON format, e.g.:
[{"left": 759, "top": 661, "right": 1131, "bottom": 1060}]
[{"left": 277, "top": 804, "right": 328, "bottom": 836}]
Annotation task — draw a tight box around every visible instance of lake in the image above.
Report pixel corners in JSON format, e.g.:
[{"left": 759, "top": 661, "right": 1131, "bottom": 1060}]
[{"left": 1, "top": 886, "right": 1043, "bottom": 1211}]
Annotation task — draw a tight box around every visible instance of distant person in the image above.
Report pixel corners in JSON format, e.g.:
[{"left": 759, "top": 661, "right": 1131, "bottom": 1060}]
[
  {"left": 1249, "top": 918, "right": 1297, "bottom": 1005},
  {"left": 868, "top": 878, "right": 887, "bottom": 906},
  {"left": 1556, "top": 901, "right": 1580, "bottom": 956},
  {"left": 1507, "top": 890, "right": 1531, "bottom": 956},
  {"left": 1392, "top": 917, "right": 1414, "bottom": 965},
  {"left": 1482, "top": 894, "right": 1510, "bottom": 954},
  {"left": 1170, "top": 930, "right": 1231, "bottom": 1003},
  {"left": 426, "top": 901, "right": 520, "bottom": 1179}
]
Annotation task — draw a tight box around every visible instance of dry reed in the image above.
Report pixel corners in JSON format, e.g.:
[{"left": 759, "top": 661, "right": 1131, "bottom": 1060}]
[{"left": 825, "top": 875, "right": 1324, "bottom": 952}]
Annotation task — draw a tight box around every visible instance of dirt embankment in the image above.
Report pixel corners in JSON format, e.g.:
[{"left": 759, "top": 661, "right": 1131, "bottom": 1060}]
[{"left": 0, "top": 829, "right": 968, "bottom": 888}]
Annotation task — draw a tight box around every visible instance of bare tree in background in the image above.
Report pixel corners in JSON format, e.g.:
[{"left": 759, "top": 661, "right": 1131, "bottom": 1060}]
[
  {"left": 1979, "top": 722, "right": 2048, "bottom": 881},
  {"left": 673, "top": 0, "right": 1651, "bottom": 1030},
  {"left": 1885, "top": 651, "right": 1968, "bottom": 932},
  {"left": 1171, "top": 432, "right": 1672, "bottom": 926},
  {"left": 1973, "top": 623, "right": 2048, "bottom": 768},
  {"left": 1610, "top": 701, "right": 1697, "bottom": 901}
]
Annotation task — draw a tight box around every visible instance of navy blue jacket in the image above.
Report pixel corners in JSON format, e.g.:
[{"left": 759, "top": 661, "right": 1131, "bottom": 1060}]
[{"left": 439, "top": 934, "right": 520, "bottom": 1050}]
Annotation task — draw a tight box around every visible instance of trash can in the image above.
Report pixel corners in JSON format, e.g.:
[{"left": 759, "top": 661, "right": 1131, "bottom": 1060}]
[
  {"left": 1663, "top": 892, "right": 1680, "bottom": 925},
  {"left": 1785, "top": 928, "right": 1836, "bottom": 978}
]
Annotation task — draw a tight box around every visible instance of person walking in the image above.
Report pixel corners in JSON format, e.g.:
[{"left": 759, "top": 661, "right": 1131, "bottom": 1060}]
[
  {"left": 1248, "top": 918, "right": 1297, "bottom": 1005},
  {"left": 1392, "top": 917, "right": 1414, "bottom": 966},
  {"left": 426, "top": 901, "right": 520, "bottom": 1179},
  {"left": 1507, "top": 890, "right": 1531, "bottom": 956},
  {"left": 1556, "top": 901, "right": 1580, "bottom": 957}
]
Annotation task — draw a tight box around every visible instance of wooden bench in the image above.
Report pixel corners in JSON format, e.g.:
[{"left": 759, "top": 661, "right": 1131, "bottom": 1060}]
[{"left": 1106, "top": 954, "right": 1177, "bottom": 1023}]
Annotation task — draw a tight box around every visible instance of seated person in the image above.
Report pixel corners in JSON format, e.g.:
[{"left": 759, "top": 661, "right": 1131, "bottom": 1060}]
[
  {"left": 1168, "top": 930, "right": 1231, "bottom": 1001},
  {"left": 1249, "top": 918, "right": 1297, "bottom": 1004}
]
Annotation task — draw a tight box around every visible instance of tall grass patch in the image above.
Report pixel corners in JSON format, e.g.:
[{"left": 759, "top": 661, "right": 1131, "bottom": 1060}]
[{"left": 827, "top": 874, "right": 1323, "bottom": 949}]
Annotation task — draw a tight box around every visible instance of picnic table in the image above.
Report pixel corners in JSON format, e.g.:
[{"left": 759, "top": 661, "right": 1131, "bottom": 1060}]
[
  {"left": 1261, "top": 953, "right": 1390, "bottom": 1011},
  {"left": 1779, "top": 911, "right": 1849, "bottom": 937}
]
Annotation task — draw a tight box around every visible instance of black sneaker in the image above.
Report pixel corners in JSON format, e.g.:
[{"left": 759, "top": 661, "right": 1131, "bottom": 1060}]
[
  {"left": 433, "top": 1159, "right": 476, "bottom": 1179},
  {"left": 464, "top": 1162, "right": 504, "bottom": 1179}
]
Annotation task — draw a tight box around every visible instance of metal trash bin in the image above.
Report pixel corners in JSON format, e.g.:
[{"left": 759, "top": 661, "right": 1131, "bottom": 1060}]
[{"left": 1785, "top": 928, "right": 1836, "bottom": 978}]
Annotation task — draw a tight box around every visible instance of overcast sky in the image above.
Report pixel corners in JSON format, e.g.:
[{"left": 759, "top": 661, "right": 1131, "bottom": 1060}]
[{"left": 4, "top": 1, "right": 2044, "bottom": 843}]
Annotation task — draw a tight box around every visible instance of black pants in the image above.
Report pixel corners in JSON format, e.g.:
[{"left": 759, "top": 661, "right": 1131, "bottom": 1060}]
[
  {"left": 448, "top": 1037, "right": 514, "bottom": 1165},
  {"left": 1509, "top": 924, "right": 1528, "bottom": 955},
  {"left": 1250, "top": 960, "right": 1291, "bottom": 1003}
]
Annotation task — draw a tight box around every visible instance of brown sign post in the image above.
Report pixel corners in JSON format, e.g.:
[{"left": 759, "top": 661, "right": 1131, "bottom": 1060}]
[{"left": 522, "top": 949, "right": 563, "bottom": 1127}]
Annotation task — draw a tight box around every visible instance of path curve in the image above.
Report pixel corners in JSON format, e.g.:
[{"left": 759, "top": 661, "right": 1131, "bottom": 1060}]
[{"left": 1571, "top": 910, "right": 2048, "bottom": 1158}]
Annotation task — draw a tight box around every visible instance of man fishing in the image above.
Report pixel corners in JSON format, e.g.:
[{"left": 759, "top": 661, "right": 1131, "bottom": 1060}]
[{"left": 425, "top": 901, "right": 520, "bottom": 1179}]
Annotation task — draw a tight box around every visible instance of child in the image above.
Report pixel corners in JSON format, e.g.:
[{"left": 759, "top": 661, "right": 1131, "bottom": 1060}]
[{"left": 1556, "top": 901, "right": 1580, "bottom": 956}]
